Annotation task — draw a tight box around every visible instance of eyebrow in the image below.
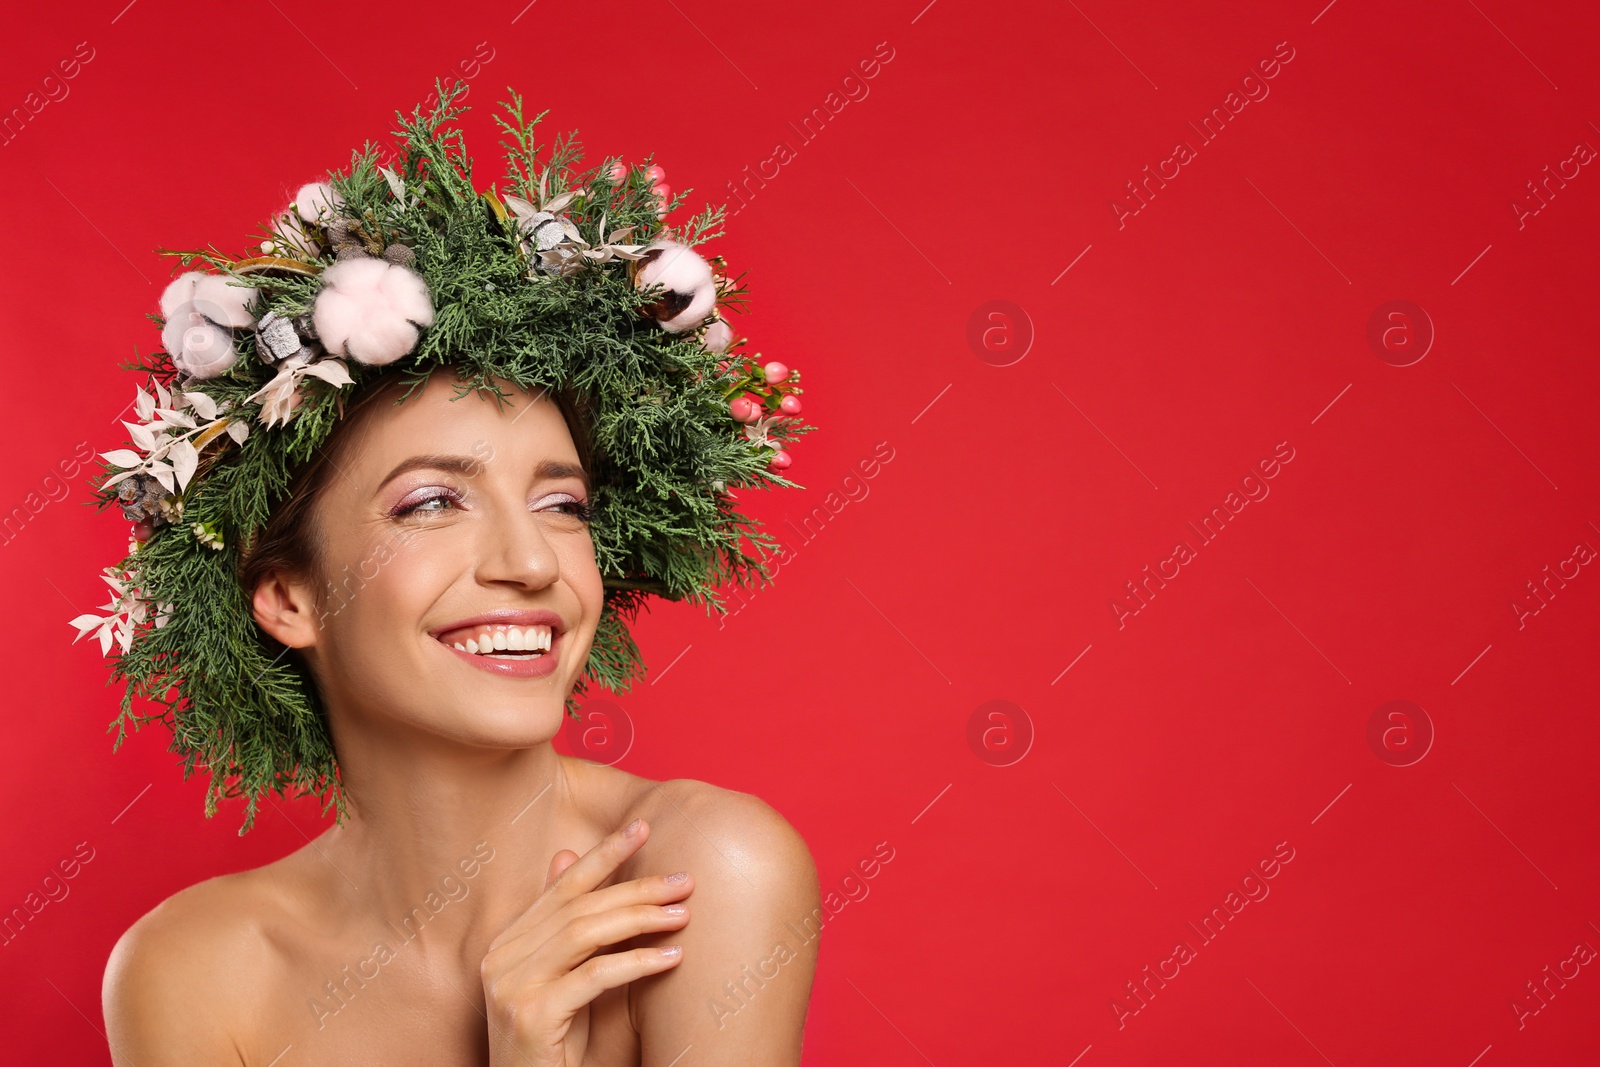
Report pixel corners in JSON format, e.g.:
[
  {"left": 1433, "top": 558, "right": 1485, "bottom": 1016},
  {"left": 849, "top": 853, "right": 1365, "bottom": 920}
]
[{"left": 376, "top": 453, "right": 591, "bottom": 495}]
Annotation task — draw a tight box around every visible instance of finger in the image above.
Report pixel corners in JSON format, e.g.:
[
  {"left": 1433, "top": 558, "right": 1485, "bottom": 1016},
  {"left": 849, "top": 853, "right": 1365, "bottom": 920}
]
[
  {"left": 488, "top": 869, "right": 695, "bottom": 968},
  {"left": 544, "top": 817, "right": 651, "bottom": 903},
  {"left": 490, "top": 819, "right": 655, "bottom": 949},
  {"left": 546, "top": 902, "right": 691, "bottom": 977},
  {"left": 492, "top": 900, "right": 690, "bottom": 989},
  {"left": 545, "top": 849, "right": 580, "bottom": 891},
  {"left": 542, "top": 946, "right": 685, "bottom": 1020}
]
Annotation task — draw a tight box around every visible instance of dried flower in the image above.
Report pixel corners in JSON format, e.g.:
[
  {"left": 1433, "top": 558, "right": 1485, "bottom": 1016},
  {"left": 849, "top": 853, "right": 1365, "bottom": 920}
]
[
  {"left": 742, "top": 415, "right": 783, "bottom": 450},
  {"left": 68, "top": 566, "right": 150, "bottom": 656},
  {"left": 312, "top": 258, "right": 435, "bottom": 366},
  {"left": 160, "top": 273, "right": 261, "bottom": 380},
  {"left": 190, "top": 521, "right": 224, "bottom": 550},
  {"left": 246, "top": 352, "right": 355, "bottom": 429},
  {"left": 116, "top": 473, "right": 169, "bottom": 524},
  {"left": 633, "top": 240, "right": 717, "bottom": 334},
  {"left": 294, "top": 182, "right": 343, "bottom": 224},
  {"left": 701, "top": 316, "right": 734, "bottom": 354}
]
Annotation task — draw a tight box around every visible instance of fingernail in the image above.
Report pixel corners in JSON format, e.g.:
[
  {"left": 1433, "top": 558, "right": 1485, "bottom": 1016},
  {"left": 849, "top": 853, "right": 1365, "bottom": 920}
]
[
  {"left": 663, "top": 904, "right": 687, "bottom": 916},
  {"left": 666, "top": 870, "right": 688, "bottom": 884},
  {"left": 624, "top": 818, "right": 643, "bottom": 837},
  {"left": 660, "top": 945, "right": 682, "bottom": 958}
]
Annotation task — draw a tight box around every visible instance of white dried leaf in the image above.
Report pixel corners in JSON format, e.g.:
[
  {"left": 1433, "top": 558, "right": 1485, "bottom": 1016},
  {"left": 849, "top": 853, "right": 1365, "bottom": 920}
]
[
  {"left": 123, "top": 422, "right": 156, "bottom": 452},
  {"left": 184, "top": 391, "right": 218, "bottom": 420},
  {"left": 379, "top": 165, "right": 406, "bottom": 201},
  {"left": 170, "top": 439, "right": 199, "bottom": 491},
  {"left": 99, "top": 469, "right": 142, "bottom": 491},
  {"left": 303, "top": 359, "right": 353, "bottom": 387},
  {"left": 154, "top": 407, "right": 195, "bottom": 428},
  {"left": 134, "top": 388, "right": 155, "bottom": 420},
  {"left": 101, "top": 449, "right": 143, "bottom": 468},
  {"left": 226, "top": 419, "right": 250, "bottom": 444}
]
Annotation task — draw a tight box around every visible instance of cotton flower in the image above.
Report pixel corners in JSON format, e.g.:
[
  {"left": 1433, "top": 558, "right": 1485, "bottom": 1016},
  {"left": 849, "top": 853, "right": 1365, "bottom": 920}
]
[
  {"left": 159, "top": 272, "right": 260, "bottom": 380},
  {"left": 634, "top": 240, "right": 717, "bottom": 333},
  {"left": 311, "top": 258, "right": 435, "bottom": 366},
  {"left": 269, "top": 210, "right": 317, "bottom": 257},
  {"left": 294, "top": 181, "right": 342, "bottom": 224},
  {"left": 701, "top": 316, "right": 734, "bottom": 354}
]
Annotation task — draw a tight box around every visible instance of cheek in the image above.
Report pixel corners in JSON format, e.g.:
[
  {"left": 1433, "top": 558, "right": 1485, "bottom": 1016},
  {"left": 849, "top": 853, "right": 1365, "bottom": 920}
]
[
  {"left": 560, "top": 532, "right": 605, "bottom": 607},
  {"left": 319, "top": 536, "right": 439, "bottom": 632}
]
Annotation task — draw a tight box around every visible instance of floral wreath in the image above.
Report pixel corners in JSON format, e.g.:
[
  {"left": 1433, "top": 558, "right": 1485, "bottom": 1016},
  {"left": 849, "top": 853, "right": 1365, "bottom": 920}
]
[{"left": 68, "top": 80, "right": 813, "bottom": 831}]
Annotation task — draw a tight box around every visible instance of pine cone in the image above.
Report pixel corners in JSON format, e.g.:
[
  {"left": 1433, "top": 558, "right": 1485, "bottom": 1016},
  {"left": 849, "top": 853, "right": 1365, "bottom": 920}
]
[{"left": 117, "top": 474, "right": 170, "bottom": 524}]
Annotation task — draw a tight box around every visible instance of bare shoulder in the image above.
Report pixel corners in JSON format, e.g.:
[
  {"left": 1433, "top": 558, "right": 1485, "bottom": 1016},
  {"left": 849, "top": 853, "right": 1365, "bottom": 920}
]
[
  {"left": 620, "top": 778, "right": 822, "bottom": 1065},
  {"left": 625, "top": 777, "right": 817, "bottom": 891},
  {"left": 102, "top": 868, "right": 285, "bottom": 1066}
]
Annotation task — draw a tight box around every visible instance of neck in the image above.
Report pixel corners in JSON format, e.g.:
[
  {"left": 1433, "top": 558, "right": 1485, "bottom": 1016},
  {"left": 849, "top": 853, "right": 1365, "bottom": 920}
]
[{"left": 309, "top": 716, "right": 620, "bottom": 960}]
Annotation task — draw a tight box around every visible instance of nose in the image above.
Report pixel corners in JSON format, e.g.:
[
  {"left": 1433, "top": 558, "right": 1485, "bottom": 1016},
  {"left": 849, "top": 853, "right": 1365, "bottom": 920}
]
[{"left": 474, "top": 494, "right": 562, "bottom": 591}]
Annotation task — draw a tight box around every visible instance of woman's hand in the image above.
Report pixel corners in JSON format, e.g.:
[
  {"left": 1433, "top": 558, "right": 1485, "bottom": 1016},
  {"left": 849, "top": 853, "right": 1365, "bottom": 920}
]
[{"left": 480, "top": 818, "right": 692, "bottom": 1067}]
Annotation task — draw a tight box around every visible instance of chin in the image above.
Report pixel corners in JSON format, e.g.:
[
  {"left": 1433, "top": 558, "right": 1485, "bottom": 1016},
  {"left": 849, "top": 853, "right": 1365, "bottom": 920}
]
[{"left": 429, "top": 697, "right": 569, "bottom": 749}]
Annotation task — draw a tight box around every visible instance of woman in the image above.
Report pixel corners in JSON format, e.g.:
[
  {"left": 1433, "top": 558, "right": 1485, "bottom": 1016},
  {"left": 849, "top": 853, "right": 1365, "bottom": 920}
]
[{"left": 81, "top": 83, "right": 821, "bottom": 1065}]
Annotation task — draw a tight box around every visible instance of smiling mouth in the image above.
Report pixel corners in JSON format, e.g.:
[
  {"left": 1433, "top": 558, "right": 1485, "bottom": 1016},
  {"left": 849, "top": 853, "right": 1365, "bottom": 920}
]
[{"left": 435, "top": 623, "right": 554, "bottom": 659}]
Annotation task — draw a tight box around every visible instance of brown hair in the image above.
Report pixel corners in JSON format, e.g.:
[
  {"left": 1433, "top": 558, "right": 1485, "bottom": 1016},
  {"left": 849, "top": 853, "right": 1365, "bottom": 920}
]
[{"left": 236, "top": 367, "right": 596, "bottom": 650}]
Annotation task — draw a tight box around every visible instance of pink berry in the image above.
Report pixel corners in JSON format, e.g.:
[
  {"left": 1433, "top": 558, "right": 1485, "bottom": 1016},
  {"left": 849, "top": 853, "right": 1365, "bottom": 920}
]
[
  {"left": 769, "top": 449, "right": 793, "bottom": 470},
  {"left": 132, "top": 520, "right": 154, "bottom": 542},
  {"left": 780, "top": 394, "right": 802, "bottom": 415},
  {"left": 645, "top": 164, "right": 666, "bottom": 183},
  {"left": 730, "top": 396, "right": 757, "bottom": 422},
  {"left": 652, "top": 182, "right": 671, "bottom": 201},
  {"left": 763, "top": 361, "right": 788, "bottom": 384},
  {"left": 608, "top": 161, "right": 628, "bottom": 182}
]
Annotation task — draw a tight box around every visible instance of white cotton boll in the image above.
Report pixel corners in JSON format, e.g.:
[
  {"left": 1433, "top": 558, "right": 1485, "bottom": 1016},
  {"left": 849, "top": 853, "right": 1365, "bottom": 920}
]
[
  {"left": 190, "top": 274, "right": 260, "bottom": 327},
  {"left": 375, "top": 261, "right": 436, "bottom": 325},
  {"left": 162, "top": 312, "right": 238, "bottom": 379},
  {"left": 312, "top": 258, "right": 436, "bottom": 366},
  {"left": 295, "top": 182, "right": 342, "bottom": 224},
  {"left": 160, "top": 272, "right": 259, "bottom": 326},
  {"left": 157, "top": 272, "right": 257, "bottom": 379},
  {"left": 271, "top": 209, "right": 315, "bottom": 252},
  {"left": 159, "top": 274, "right": 199, "bottom": 319},
  {"left": 701, "top": 317, "right": 733, "bottom": 353},
  {"left": 634, "top": 241, "right": 718, "bottom": 334}
]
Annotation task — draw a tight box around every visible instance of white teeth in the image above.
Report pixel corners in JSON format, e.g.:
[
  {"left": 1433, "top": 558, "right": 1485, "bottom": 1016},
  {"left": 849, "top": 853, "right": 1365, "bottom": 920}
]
[{"left": 445, "top": 624, "right": 555, "bottom": 656}]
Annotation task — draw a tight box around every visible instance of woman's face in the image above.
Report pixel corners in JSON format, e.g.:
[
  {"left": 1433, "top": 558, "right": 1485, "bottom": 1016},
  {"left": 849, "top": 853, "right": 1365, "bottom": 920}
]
[{"left": 261, "top": 371, "right": 603, "bottom": 749}]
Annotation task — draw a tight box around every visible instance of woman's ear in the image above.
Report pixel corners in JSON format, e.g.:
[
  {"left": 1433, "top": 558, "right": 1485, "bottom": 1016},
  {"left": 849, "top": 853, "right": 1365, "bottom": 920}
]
[{"left": 251, "top": 569, "right": 321, "bottom": 649}]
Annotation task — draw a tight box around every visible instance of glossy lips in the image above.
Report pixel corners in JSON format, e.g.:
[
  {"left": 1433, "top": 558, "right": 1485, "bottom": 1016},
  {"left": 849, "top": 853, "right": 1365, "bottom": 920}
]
[{"left": 429, "top": 610, "right": 564, "bottom": 679}]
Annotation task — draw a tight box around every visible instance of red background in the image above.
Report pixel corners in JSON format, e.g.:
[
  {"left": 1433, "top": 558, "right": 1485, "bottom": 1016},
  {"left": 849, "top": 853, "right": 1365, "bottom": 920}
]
[{"left": 4, "top": 0, "right": 1599, "bottom": 1063}]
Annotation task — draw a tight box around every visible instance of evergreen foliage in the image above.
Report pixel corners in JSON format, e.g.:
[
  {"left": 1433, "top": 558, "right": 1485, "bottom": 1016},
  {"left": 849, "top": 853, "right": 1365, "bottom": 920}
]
[{"left": 75, "top": 80, "right": 811, "bottom": 832}]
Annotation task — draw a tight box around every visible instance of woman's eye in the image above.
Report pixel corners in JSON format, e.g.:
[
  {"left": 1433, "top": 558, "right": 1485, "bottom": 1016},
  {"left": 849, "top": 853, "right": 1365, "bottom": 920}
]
[
  {"left": 537, "top": 495, "right": 593, "bottom": 522},
  {"left": 392, "top": 489, "right": 460, "bottom": 516}
]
